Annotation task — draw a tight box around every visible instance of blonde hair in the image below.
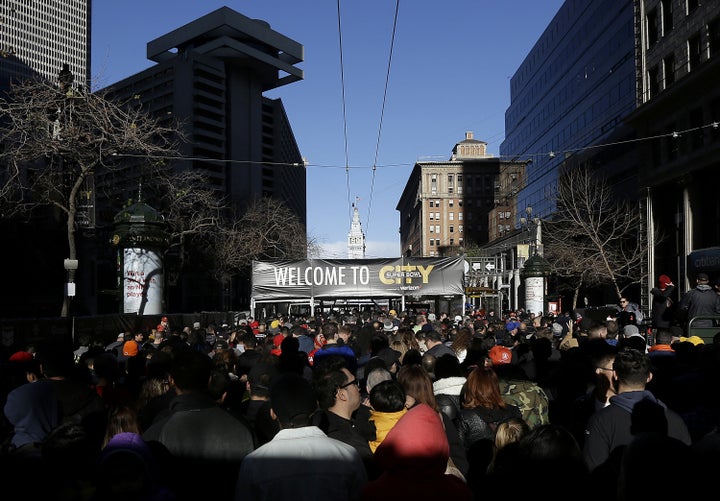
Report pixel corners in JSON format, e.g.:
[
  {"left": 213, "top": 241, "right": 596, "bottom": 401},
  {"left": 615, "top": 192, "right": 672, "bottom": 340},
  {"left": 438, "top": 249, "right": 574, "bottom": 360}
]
[{"left": 494, "top": 417, "right": 529, "bottom": 450}]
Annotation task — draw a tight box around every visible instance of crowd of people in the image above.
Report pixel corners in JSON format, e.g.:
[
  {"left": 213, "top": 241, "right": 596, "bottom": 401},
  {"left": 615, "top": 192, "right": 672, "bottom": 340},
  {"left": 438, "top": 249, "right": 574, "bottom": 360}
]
[{"left": 0, "top": 299, "right": 719, "bottom": 500}]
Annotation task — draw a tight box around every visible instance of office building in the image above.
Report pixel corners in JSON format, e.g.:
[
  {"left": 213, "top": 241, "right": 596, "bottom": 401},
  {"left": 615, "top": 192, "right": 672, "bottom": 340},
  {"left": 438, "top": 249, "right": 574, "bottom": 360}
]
[
  {"left": 0, "top": 0, "right": 90, "bottom": 91},
  {"left": 97, "top": 7, "right": 306, "bottom": 312}
]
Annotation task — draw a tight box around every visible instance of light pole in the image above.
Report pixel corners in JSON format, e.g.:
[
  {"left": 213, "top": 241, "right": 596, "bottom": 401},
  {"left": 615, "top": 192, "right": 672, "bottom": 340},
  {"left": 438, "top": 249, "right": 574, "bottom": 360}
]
[
  {"left": 519, "top": 206, "right": 550, "bottom": 316},
  {"left": 64, "top": 258, "right": 78, "bottom": 338}
]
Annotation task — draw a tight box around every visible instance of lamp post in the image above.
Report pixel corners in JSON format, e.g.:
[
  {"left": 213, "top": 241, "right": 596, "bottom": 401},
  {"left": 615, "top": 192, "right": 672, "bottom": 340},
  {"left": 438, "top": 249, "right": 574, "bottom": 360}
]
[
  {"left": 64, "top": 258, "right": 78, "bottom": 338},
  {"left": 519, "top": 206, "right": 550, "bottom": 316}
]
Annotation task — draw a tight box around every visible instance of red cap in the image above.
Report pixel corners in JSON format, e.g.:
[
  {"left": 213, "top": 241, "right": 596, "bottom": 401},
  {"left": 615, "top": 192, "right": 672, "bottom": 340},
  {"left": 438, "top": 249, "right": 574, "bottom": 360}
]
[
  {"left": 489, "top": 345, "right": 512, "bottom": 366},
  {"left": 9, "top": 351, "right": 33, "bottom": 362}
]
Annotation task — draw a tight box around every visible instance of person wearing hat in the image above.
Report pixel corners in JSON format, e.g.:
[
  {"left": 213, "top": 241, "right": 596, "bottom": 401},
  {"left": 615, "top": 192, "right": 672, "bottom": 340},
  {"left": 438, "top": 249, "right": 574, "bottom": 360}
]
[
  {"left": 650, "top": 274, "right": 676, "bottom": 331},
  {"left": 678, "top": 272, "right": 720, "bottom": 329}
]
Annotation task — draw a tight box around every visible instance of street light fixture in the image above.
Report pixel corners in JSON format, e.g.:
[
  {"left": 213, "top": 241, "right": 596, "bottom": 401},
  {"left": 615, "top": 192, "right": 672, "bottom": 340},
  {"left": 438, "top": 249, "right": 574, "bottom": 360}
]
[
  {"left": 519, "top": 206, "right": 541, "bottom": 256},
  {"left": 518, "top": 206, "right": 550, "bottom": 316}
]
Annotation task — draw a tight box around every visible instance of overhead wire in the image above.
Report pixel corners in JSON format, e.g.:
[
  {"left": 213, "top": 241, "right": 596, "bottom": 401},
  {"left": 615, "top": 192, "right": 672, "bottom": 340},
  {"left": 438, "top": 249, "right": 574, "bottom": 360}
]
[
  {"left": 365, "top": 0, "right": 401, "bottom": 240},
  {"left": 110, "top": 121, "right": 719, "bottom": 170},
  {"left": 335, "top": 0, "right": 352, "bottom": 223}
]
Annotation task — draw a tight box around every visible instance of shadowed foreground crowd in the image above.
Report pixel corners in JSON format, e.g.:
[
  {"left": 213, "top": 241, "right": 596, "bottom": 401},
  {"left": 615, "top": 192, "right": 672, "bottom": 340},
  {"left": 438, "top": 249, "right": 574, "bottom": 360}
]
[{"left": 1, "top": 308, "right": 720, "bottom": 501}]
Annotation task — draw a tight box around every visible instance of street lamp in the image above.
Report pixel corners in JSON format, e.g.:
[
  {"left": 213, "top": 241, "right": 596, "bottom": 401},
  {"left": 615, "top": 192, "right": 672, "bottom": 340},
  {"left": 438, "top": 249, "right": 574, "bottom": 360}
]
[{"left": 519, "top": 206, "right": 542, "bottom": 256}]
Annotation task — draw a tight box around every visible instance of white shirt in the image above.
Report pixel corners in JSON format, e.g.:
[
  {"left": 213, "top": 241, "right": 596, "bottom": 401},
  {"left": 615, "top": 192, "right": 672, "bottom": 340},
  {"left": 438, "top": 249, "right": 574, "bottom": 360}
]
[{"left": 235, "top": 425, "right": 367, "bottom": 501}]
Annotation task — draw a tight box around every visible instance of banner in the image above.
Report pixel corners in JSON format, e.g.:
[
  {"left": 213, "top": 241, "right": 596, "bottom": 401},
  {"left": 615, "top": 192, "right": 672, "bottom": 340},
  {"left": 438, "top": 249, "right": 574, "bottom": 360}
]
[{"left": 251, "top": 257, "right": 465, "bottom": 300}]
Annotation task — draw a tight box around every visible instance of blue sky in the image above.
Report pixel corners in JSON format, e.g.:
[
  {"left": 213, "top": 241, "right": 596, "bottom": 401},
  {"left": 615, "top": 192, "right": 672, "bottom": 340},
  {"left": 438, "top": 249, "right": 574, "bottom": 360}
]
[{"left": 92, "top": 1, "right": 565, "bottom": 258}]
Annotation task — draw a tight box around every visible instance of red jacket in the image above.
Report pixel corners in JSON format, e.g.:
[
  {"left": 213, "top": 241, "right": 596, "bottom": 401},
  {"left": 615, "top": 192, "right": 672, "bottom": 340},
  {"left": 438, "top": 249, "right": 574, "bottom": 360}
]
[{"left": 361, "top": 404, "right": 472, "bottom": 500}]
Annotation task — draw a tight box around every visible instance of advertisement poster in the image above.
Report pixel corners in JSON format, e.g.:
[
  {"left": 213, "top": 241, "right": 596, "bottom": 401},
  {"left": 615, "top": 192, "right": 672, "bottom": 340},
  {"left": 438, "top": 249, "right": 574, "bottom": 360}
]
[{"left": 123, "top": 248, "right": 163, "bottom": 314}]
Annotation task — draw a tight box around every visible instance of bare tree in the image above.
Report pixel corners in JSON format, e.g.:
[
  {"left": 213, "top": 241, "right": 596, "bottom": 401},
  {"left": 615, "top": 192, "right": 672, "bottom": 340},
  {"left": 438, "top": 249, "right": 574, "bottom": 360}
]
[
  {"left": 153, "top": 170, "right": 226, "bottom": 280},
  {"left": 543, "top": 165, "right": 647, "bottom": 310},
  {"left": 209, "top": 196, "right": 316, "bottom": 283},
  {"left": 0, "top": 77, "right": 181, "bottom": 316}
]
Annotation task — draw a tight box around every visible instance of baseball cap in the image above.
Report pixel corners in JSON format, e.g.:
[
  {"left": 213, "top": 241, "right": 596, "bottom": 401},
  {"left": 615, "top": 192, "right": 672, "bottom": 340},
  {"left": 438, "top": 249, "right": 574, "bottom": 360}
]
[{"left": 488, "top": 345, "right": 512, "bottom": 366}]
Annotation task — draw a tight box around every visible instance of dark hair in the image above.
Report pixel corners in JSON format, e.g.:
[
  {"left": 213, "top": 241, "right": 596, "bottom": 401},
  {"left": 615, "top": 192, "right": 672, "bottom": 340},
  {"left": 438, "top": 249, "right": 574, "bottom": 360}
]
[
  {"left": 613, "top": 348, "right": 651, "bottom": 386},
  {"left": 369, "top": 380, "right": 406, "bottom": 413},
  {"left": 312, "top": 364, "right": 349, "bottom": 410},
  {"left": 397, "top": 364, "right": 438, "bottom": 412},
  {"left": 434, "top": 353, "right": 464, "bottom": 379},
  {"left": 270, "top": 373, "right": 317, "bottom": 427},
  {"left": 170, "top": 349, "right": 212, "bottom": 392}
]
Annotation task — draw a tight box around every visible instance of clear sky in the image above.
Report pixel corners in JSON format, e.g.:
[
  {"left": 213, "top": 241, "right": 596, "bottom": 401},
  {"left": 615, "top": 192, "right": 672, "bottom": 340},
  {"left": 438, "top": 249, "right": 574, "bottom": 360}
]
[{"left": 92, "top": 0, "right": 565, "bottom": 258}]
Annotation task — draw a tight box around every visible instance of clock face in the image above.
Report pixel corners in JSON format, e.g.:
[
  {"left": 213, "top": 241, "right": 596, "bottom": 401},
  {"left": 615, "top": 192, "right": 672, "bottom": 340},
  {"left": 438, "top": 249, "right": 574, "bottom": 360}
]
[{"left": 112, "top": 234, "right": 120, "bottom": 245}]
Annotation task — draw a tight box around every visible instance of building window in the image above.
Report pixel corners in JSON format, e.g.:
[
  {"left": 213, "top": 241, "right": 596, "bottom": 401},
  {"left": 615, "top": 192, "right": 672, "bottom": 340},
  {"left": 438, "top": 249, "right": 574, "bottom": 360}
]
[
  {"left": 499, "top": 212, "right": 505, "bottom": 220},
  {"left": 450, "top": 226, "right": 454, "bottom": 233},
  {"left": 458, "top": 200, "right": 463, "bottom": 208},
  {"left": 459, "top": 225, "right": 463, "bottom": 233},
  {"left": 710, "top": 17, "right": 720, "bottom": 58},
  {"left": 449, "top": 199, "right": 454, "bottom": 207},
  {"left": 429, "top": 239, "right": 434, "bottom": 246},
  {"left": 468, "top": 212, "right": 473, "bottom": 220},
  {"left": 663, "top": 53, "right": 675, "bottom": 87},
  {"left": 459, "top": 212, "right": 463, "bottom": 220},
  {"left": 648, "top": 65, "right": 660, "bottom": 98},
  {"left": 431, "top": 174, "right": 437, "bottom": 195},
  {"left": 435, "top": 212, "right": 440, "bottom": 221},
  {"left": 450, "top": 238, "right": 454, "bottom": 246},
  {"left": 429, "top": 225, "right": 434, "bottom": 233},
  {"left": 646, "top": 7, "right": 658, "bottom": 48},
  {"left": 429, "top": 200, "right": 434, "bottom": 208},
  {"left": 688, "top": 32, "right": 702, "bottom": 71},
  {"left": 435, "top": 225, "right": 440, "bottom": 233},
  {"left": 661, "top": 0, "right": 673, "bottom": 36},
  {"left": 429, "top": 213, "right": 434, "bottom": 221},
  {"left": 449, "top": 213, "right": 454, "bottom": 221}
]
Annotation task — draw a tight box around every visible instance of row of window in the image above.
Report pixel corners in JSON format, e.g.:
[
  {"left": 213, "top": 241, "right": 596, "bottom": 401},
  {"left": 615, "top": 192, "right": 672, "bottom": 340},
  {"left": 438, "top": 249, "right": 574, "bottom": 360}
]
[
  {"left": 646, "top": 16, "right": 720, "bottom": 100},
  {"left": 428, "top": 212, "right": 463, "bottom": 221},
  {"left": 428, "top": 225, "right": 464, "bottom": 234},
  {"left": 428, "top": 238, "right": 464, "bottom": 247}
]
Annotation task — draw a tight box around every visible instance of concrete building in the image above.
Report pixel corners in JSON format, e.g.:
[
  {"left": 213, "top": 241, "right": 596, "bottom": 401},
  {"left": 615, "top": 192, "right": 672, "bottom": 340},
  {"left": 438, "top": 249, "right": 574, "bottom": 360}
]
[
  {"left": 96, "top": 7, "right": 306, "bottom": 312},
  {"left": 0, "top": 0, "right": 90, "bottom": 91},
  {"left": 630, "top": 0, "right": 720, "bottom": 295},
  {"left": 397, "top": 132, "right": 528, "bottom": 258}
]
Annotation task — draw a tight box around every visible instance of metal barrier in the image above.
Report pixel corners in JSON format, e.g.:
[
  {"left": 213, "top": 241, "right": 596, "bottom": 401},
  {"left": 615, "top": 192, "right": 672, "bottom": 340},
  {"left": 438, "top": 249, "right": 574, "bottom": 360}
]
[{"left": 687, "top": 316, "right": 720, "bottom": 344}]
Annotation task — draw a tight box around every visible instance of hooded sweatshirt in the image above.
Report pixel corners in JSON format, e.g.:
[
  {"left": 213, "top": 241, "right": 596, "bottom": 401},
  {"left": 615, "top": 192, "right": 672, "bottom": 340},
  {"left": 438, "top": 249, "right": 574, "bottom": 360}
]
[
  {"left": 583, "top": 390, "right": 691, "bottom": 471},
  {"left": 361, "top": 403, "right": 472, "bottom": 501},
  {"left": 4, "top": 380, "right": 59, "bottom": 448}
]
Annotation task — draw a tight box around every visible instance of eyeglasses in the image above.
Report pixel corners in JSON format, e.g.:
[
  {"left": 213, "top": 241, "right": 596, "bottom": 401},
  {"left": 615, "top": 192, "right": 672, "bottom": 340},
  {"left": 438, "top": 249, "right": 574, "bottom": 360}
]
[
  {"left": 620, "top": 300, "right": 627, "bottom": 304},
  {"left": 338, "top": 378, "right": 359, "bottom": 389}
]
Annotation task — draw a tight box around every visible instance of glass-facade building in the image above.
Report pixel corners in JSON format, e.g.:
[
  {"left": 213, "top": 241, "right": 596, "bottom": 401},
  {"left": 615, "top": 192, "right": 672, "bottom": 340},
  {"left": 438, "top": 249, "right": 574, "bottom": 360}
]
[{"left": 500, "top": 0, "right": 636, "bottom": 220}]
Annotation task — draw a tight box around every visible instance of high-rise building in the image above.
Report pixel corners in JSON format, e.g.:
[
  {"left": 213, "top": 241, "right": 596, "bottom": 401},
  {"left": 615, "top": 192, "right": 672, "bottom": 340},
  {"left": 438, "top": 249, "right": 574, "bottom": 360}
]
[
  {"left": 0, "top": 0, "right": 91, "bottom": 318},
  {"left": 96, "top": 7, "right": 306, "bottom": 312},
  {"left": 0, "top": 0, "right": 90, "bottom": 91},
  {"left": 500, "top": 0, "right": 637, "bottom": 219}
]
